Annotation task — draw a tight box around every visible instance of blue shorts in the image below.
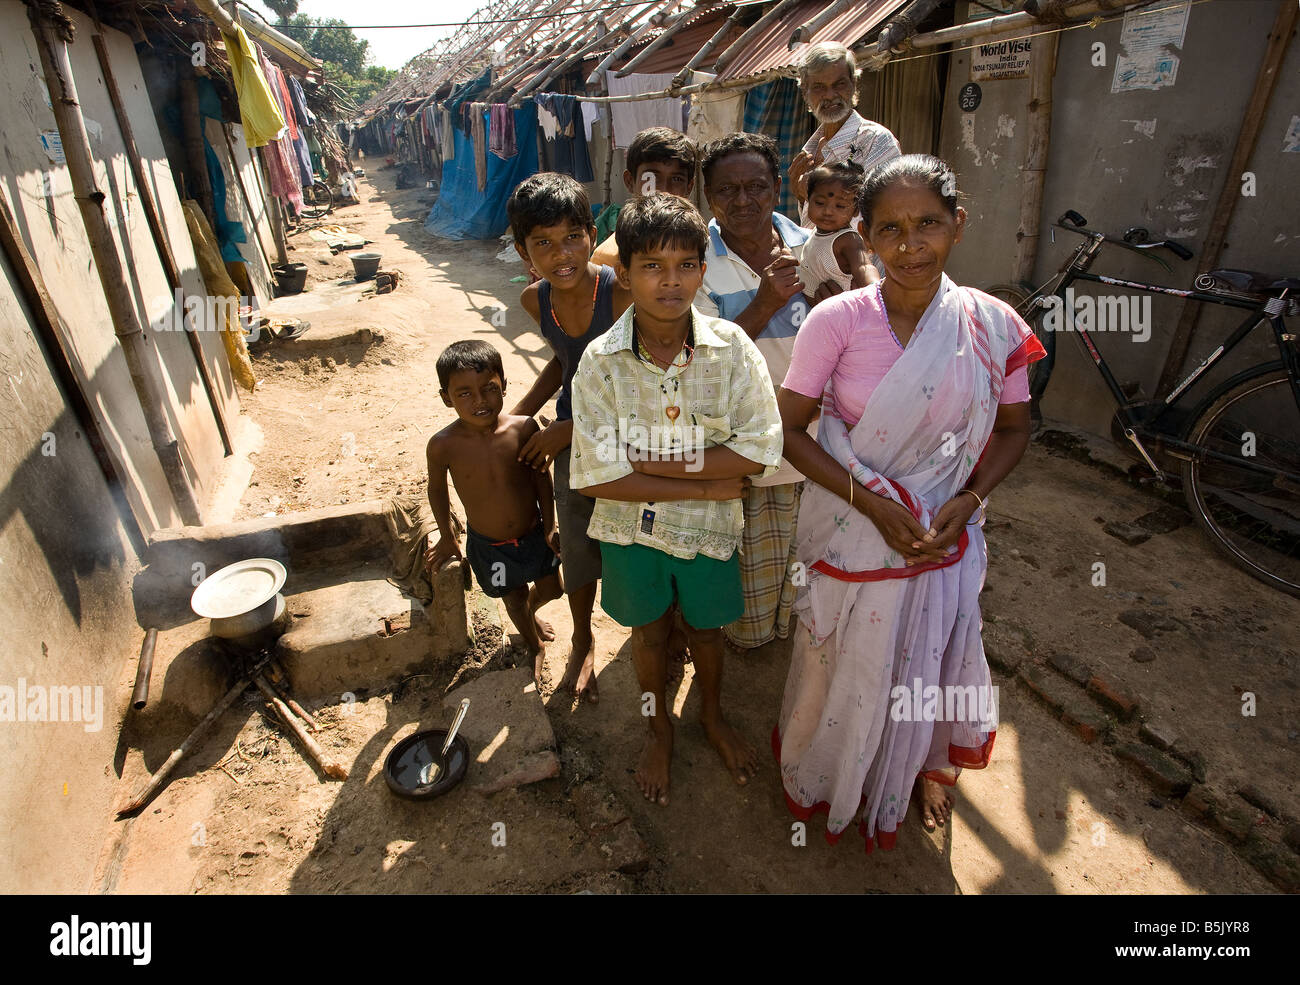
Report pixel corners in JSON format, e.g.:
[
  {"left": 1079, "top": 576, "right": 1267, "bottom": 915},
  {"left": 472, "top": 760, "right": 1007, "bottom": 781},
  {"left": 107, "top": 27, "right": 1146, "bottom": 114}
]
[{"left": 465, "top": 523, "right": 561, "bottom": 598}]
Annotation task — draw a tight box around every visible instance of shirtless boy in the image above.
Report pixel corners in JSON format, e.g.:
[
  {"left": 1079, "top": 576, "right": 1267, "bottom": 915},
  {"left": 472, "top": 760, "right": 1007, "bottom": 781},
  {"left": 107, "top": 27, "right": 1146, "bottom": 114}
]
[{"left": 425, "top": 340, "right": 562, "bottom": 679}]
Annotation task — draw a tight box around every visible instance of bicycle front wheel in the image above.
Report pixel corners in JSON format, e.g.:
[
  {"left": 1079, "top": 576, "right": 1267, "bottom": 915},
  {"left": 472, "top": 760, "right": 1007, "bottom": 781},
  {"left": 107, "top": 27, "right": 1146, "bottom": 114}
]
[
  {"left": 1181, "top": 367, "right": 1300, "bottom": 597},
  {"left": 984, "top": 282, "right": 1056, "bottom": 402},
  {"left": 300, "top": 181, "right": 333, "bottom": 219}
]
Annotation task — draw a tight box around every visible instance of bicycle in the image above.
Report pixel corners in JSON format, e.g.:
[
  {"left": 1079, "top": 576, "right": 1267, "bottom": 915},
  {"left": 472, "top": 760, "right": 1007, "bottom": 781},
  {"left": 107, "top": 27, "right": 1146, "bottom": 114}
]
[
  {"left": 987, "top": 210, "right": 1300, "bottom": 598},
  {"left": 298, "top": 177, "right": 334, "bottom": 220}
]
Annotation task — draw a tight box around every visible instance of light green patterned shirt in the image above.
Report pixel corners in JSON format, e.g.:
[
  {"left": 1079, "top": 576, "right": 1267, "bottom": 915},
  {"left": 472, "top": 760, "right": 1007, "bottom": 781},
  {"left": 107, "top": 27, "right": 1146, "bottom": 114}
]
[{"left": 568, "top": 305, "right": 784, "bottom": 561}]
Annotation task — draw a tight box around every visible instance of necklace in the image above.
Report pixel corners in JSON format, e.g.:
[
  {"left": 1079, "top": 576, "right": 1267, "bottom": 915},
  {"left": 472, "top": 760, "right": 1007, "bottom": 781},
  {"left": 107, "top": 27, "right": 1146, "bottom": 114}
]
[
  {"left": 634, "top": 320, "right": 695, "bottom": 421},
  {"left": 549, "top": 273, "right": 599, "bottom": 336}
]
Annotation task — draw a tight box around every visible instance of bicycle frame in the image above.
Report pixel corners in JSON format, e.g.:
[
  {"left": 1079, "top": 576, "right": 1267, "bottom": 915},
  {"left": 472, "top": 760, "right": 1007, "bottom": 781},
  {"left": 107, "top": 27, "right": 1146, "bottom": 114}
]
[{"left": 1036, "top": 235, "right": 1300, "bottom": 481}]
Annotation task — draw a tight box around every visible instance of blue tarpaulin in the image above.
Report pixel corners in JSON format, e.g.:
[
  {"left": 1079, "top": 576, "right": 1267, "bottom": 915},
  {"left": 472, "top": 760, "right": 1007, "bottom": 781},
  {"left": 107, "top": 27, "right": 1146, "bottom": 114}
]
[{"left": 425, "top": 102, "right": 539, "bottom": 241}]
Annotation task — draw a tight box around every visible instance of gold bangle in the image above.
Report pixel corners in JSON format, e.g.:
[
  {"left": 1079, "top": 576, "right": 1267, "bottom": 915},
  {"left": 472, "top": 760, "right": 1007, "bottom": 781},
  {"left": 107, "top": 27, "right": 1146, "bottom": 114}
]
[
  {"left": 848, "top": 471, "right": 855, "bottom": 507},
  {"left": 958, "top": 487, "right": 987, "bottom": 522}
]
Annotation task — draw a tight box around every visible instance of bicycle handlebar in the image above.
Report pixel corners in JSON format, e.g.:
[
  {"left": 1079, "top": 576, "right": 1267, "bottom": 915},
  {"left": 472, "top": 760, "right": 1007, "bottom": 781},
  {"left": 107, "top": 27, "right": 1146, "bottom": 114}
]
[{"left": 1054, "top": 210, "right": 1193, "bottom": 263}]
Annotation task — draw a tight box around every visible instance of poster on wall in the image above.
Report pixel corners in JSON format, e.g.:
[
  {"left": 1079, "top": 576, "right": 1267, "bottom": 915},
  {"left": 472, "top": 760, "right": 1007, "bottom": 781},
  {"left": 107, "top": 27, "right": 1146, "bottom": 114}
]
[
  {"left": 965, "top": 0, "right": 1017, "bottom": 21},
  {"left": 971, "top": 37, "right": 1032, "bottom": 80},
  {"left": 1111, "top": 0, "right": 1191, "bottom": 93}
]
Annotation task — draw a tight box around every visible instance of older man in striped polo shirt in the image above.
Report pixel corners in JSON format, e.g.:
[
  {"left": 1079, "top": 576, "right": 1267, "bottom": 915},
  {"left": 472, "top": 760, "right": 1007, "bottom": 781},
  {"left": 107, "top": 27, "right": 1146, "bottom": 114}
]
[
  {"left": 789, "top": 41, "right": 901, "bottom": 227},
  {"left": 694, "top": 132, "right": 814, "bottom": 652}
]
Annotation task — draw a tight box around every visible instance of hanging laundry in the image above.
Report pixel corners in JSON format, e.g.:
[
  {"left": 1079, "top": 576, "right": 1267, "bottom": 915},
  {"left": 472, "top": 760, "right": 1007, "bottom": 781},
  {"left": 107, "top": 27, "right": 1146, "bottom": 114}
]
[
  {"left": 536, "top": 98, "right": 561, "bottom": 141},
  {"left": 471, "top": 103, "right": 488, "bottom": 193},
  {"left": 489, "top": 104, "right": 517, "bottom": 160},
  {"left": 580, "top": 101, "right": 603, "bottom": 143},
  {"left": 534, "top": 93, "right": 594, "bottom": 183},
  {"left": 604, "top": 72, "right": 684, "bottom": 148},
  {"left": 441, "top": 108, "right": 455, "bottom": 162},
  {"left": 686, "top": 71, "right": 746, "bottom": 147},
  {"left": 257, "top": 50, "right": 303, "bottom": 211},
  {"left": 221, "top": 25, "right": 285, "bottom": 147}
]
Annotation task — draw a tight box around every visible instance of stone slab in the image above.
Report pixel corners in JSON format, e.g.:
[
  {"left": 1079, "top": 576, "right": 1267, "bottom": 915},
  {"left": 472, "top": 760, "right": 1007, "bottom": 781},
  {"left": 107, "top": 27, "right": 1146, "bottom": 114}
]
[
  {"left": 442, "top": 668, "right": 559, "bottom": 796},
  {"left": 276, "top": 575, "right": 437, "bottom": 702}
]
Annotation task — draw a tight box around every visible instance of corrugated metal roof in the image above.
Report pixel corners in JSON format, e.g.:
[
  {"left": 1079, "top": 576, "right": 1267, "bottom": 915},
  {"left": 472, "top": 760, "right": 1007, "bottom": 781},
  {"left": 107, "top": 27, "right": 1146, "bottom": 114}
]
[
  {"left": 718, "top": 0, "right": 907, "bottom": 82},
  {"left": 603, "top": 8, "right": 745, "bottom": 76}
]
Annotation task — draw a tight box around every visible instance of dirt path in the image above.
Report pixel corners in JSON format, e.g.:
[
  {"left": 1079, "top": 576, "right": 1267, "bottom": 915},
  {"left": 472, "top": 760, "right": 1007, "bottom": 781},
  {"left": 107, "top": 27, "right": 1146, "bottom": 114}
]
[{"left": 101, "top": 167, "right": 1296, "bottom": 894}]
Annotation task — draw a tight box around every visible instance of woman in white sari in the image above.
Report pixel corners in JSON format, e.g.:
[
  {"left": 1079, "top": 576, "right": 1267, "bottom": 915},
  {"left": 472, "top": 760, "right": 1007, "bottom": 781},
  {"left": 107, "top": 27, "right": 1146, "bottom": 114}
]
[{"left": 774, "top": 155, "right": 1045, "bottom": 851}]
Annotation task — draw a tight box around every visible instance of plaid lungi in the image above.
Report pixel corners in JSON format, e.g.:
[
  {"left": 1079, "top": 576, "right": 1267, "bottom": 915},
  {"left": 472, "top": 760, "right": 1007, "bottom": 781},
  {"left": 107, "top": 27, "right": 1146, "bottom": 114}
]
[
  {"left": 742, "top": 79, "right": 813, "bottom": 222},
  {"left": 725, "top": 481, "right": 803, "bottom": 649}
]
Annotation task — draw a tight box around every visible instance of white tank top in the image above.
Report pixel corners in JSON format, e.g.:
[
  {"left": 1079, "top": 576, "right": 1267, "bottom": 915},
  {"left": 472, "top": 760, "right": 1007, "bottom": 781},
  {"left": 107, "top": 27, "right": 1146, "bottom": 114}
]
[{"left": 796, "top": 228, "right": 856, "bottom": 294}]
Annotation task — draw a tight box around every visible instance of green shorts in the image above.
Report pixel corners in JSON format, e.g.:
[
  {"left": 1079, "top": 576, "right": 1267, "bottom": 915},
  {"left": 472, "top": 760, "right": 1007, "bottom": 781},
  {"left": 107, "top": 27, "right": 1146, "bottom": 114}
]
[{"left": 599, "top": 541, "right": 742, "bottom": 629}]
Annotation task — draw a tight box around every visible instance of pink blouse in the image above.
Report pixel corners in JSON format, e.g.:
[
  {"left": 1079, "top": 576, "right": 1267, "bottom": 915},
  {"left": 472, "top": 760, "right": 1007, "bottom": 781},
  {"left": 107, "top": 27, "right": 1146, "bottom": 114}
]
[{"left": 782, "top": 284, "right": 1030, "bottom": 427}]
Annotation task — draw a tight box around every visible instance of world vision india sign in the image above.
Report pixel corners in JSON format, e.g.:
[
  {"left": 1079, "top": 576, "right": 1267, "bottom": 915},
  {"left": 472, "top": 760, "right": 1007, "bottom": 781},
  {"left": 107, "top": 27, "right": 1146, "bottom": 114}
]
[{"left": 971, "top": 38, "right": 1032, "bottom": 81}]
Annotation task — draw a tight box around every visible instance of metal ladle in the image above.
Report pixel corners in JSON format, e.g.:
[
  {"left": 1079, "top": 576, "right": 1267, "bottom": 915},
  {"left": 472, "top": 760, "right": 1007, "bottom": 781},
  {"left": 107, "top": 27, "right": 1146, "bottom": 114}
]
[{"left": 420, "top": 698, "right": 470, "bottom": 786}]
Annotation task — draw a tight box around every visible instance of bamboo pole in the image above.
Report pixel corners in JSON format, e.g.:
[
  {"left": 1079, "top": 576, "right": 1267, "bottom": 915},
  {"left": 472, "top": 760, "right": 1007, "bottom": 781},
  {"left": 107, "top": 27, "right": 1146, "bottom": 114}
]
[
  {"left": 712, "top": 0, "right": 804, "bottom": 74},
  {"left": 1012, "top": 29, "right": 1059, "bottom": 286},
  {"left": 792, "top": 0, "right": 855, "bottom": 47},
  {"left": 614, "top": 0, "right": 694, "bottom": 78},
  {"left": 254, "top": 675, "right": 348, "bottom": 780},
  {"left": 117, "top": 668, "right": 257, "bottom": 815},
  {"left": 1156, "top": 0, "right": 1297, "bottom": 395},
  {"left": 92, "top": 31, "right": 232, "bottom": 456},
  {"left": 670, "top": 7, "right": 746, "bottom": 87},
  {"left": 28, "top": 3, "right": 202, "bottom": 526},
  {"left": 586, "top": 0, "right": 679, "bottom": 85}
]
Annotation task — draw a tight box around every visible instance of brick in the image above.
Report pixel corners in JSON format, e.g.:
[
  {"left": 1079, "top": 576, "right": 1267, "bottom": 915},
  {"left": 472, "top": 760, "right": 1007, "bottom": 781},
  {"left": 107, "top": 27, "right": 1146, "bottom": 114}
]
[
  {"left": 1019, "top": 666, "right": 1068, "bottom": 716},
  {"left": 1114, "top": 742, "right": 1193, "bottom": 798},
  {"left": 1183, "top": 784, "right": 1220, "bottom": 821},
  {"left": 1133, "top": 507, "right": 1189, "bottom": 535},
  {"left": 1240, "top": 837, "right": 1300, "bottom": 893},
  {"left": 1060, "top": 699, "right": 1110, "bottom": 744},
  {"left": 1237, "top": 784, "right": 1283, "bottom": 819},
  {"left": 1139, "top": 719, "right": 1179, "bottom": 752},
  {"left": 1086, "top": 675, "right": 1139, "bottom": 721},
  {"left": 1048, "top": 651, "right": 1093, "bottom": 687},
  {"left": 1209, "top": 805, "right": 1256, "bottom": 845},
  {"left": 984, "top": 641, "right": 1023, "bottom": 675},
  {"left": 1103, "top": 521, "right": 1151, "bottom": 546},
  {"left": 1171, "top": 746, "right": 1207, "bottom": 783},
  {"left": 1283, "top": 823, "right": 1300, "bottom": 855}
]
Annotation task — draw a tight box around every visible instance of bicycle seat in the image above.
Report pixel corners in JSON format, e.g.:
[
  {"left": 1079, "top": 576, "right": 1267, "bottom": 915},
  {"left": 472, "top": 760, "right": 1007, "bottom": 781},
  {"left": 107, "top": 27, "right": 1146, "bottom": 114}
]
[{"left": 1208, "top": 268, "right": 1300, "bottom": 294}]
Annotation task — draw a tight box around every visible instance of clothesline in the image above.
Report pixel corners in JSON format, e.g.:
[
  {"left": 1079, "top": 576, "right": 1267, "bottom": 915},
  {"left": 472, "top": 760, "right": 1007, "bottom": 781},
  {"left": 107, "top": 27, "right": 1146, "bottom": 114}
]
[{"left": 572, "top": 67, "right": 791, "bottom": 104}]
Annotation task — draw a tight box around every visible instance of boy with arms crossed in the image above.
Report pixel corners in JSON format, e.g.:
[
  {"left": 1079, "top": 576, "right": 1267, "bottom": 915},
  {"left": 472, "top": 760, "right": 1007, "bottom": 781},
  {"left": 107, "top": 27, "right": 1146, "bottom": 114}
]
[{"left": 570, "top": 195, "right": 783, "bottom": 805}]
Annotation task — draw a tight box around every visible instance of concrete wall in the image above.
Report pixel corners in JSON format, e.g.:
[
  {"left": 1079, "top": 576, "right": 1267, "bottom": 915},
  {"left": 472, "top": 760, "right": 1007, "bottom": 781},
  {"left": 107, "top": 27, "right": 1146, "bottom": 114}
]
[
  {"left": 0, "top": 6, "right": 243, "bottom": 890},
  {"left": 940, "top": 0, "right": 1299, "bottom": 436}
]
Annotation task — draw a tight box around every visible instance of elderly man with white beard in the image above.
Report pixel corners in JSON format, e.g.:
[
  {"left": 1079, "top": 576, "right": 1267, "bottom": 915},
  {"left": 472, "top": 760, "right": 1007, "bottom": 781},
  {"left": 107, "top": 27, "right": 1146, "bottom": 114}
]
[{"left": 789, "top": 42, "right": 901, "bottom": 227}]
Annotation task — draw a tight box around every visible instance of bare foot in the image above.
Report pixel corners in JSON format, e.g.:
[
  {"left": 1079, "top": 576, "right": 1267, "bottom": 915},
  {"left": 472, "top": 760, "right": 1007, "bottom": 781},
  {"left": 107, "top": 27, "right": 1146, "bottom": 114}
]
[
  {"left": 635, "top": 724, "right": 673, "bottom": 805},
  {"left": 533, "top": 613, "right": 556, "bottom": 642},
  {"left": 557, "top": 637, "right": 599, "bottom": 703},
  {"left": 702, "top": 716, "right": 758, "bottom": 786},
  {"left": 531, "top": 641, "right": 547, "bottom": 685},
  {"left": 914, "top": 775, "right": 955, "bottom": 831}
]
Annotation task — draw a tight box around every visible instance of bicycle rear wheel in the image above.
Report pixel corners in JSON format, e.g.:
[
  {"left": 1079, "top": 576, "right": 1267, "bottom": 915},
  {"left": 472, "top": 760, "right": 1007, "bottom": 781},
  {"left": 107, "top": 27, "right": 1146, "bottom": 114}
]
[
  {"left": 300, "top": 181, "right": 333, "bottom": 220},
  {"left": 1181, "top": 367, "right": 1300, "bottom": 597}
]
